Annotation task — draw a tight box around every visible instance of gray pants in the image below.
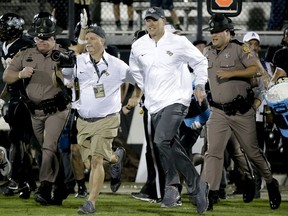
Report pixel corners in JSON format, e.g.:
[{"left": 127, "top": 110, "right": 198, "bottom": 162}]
[
  {"left": 151, "top": 103, "right": 200, "bottom": 195},
  {"left": 201, "top": 107, "right": 272, "bottom": 191}
]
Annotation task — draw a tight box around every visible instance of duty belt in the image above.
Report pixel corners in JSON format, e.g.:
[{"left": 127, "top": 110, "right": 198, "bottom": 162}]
[{"left": 209, "top": 101, "right": 235, "bottom": 113}]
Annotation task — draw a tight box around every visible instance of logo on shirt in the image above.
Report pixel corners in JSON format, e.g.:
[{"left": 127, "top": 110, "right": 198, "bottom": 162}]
[
  {"left": 166, "top": 51, "right": 173, "bottom": 56},
  {"left": 224, "top": 53, "right": 230, "bottom": 58}
]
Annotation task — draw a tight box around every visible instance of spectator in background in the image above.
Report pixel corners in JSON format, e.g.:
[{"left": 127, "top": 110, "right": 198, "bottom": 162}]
[
  {"left": 48, "top": 0, "right": 68, "bottom": 29},
  {"left": 242, "top": 31, "right": 270, "bottom": 199},
  {"left": 0, "top": 13, "right": 38, "bottom": 199},
  {"left": 150, "top": 0, "right": 182, "bottom": 30},
  {"left": 268, "top": 0, "right": 288, "bottom": 30},
  {"left": 193, "top": 40, "right": 207, "bottom": 54},
  {"left": 111, "top": 0, "right": 134, "bottom": 31}
]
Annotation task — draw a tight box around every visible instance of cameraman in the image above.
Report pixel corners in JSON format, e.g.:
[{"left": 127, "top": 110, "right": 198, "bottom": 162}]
[{"left": 3, "top": 12, "right": 71, "bottom": 206}]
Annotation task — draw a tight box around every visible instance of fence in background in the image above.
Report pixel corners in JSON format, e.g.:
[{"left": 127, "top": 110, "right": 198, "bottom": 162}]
[{"left": 0, "top": 1, "right": 286, "bottom": 36}]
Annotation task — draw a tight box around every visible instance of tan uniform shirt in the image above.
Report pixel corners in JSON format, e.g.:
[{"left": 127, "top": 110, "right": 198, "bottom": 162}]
[
  {"left": 203, "top": 40, "right": 257, "bottom": 104},
  {"left": 8, "top": 45, "right": 64, "bottom": 104}
]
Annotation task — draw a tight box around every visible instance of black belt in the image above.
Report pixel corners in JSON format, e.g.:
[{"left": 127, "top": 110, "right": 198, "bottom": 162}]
[
  {"left": 79, "top": 113, "right": 117, "bottom": 122},
  {"left": 210, "top": 101, "right": 234, "bottom": 112}
]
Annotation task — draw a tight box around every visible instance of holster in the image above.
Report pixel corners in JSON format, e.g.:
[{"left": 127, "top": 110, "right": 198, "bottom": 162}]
[
  {"left": 41, "top": 98, "right": 57, "bottom": 114},
  {"left": 54, "top": 91, "right": 70, "bottom": 112},
  {"left": 233, "top": 88, "right": 254, "bottom": 114}
]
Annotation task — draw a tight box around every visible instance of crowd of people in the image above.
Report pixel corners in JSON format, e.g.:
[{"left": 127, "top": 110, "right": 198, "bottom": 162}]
[{"left": 0, "top": 3, "right": 287, "bottom": 215}]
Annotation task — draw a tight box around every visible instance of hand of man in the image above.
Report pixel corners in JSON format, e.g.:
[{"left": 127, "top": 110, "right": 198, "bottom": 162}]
[
  {"left": 19, "top": 67, "right": 34, "bottom": 79},
  {"left": 194, "top": 85, "right": 206, "bottom": 106},
  {"left": 80, "top": 9, "right": 88, "bottom": 29},
  {"left": 122, "top": 96, "right": 140, "bottom": 115}
]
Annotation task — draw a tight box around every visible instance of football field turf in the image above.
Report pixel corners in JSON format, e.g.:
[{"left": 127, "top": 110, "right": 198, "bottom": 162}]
[{"left": 0, "top": 182, "right": 287, "bottom": 216}]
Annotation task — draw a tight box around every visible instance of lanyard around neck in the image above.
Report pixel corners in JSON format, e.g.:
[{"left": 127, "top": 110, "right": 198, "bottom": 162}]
[{"left": 90, "top": 55, "right": 108, "bottom": 79}]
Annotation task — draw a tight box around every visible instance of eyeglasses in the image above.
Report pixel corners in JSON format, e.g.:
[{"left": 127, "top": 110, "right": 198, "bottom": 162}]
[{"left": 34, "top": 36, "right": 54, "bottom": 42}]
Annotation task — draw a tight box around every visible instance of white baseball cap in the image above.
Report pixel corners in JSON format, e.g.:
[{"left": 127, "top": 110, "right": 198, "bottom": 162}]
[{"left": 243, "top": 31, "right": 260, "bottom": 43}]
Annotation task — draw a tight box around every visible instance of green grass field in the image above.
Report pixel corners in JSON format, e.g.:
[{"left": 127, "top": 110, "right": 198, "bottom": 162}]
[{"left": 0, "top": 182, "right": 287, "bottom": 216}]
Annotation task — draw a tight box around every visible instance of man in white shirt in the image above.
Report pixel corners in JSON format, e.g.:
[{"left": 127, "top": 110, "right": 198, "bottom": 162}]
[
  {"left": 62, "top": 25, "right": 141, "bottom": 214},
  {"left": 129, "top": 7, "right": 209, "bottom": 214}
]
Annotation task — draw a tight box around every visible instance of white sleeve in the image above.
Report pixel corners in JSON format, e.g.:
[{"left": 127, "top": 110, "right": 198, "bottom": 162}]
[{"left": 128, "top": 49, "right": 144, "bottom": 90}]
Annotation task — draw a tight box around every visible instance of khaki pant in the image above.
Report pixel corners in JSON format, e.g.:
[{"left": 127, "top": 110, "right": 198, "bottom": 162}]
[
  {"left": 201, "top": 107, "right": 272, "bottom": 191},
  {"left": 32, "top": 109, "right": 70, "bottom": 182},
  {"left": 76, "top": 114, "right": 120, "bottom": 162}
]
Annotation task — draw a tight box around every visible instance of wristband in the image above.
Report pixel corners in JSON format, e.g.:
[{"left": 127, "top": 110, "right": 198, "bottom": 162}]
[
  {"left": 77, "top": 38, "right": 86, "bottom": 45},
  {"left": 18, "top": 71, "right": 22, "bottom": 79}
]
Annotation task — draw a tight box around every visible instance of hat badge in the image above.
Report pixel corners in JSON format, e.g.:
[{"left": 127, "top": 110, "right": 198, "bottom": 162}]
[{"left": 148, "top": 8, "right": 156, "bottom": 13}]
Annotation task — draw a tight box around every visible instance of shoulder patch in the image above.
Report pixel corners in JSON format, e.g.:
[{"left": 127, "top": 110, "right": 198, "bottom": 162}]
[{"left": 242, "top": 43, "right": 254, "bottom": 58}]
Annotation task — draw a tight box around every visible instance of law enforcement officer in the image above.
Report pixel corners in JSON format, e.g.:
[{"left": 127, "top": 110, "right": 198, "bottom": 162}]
[
  {"left": 3, "top": 12, "right": 71, "bottom": 205},
  {"left": 0, "top": 13, "right": 37, "bottom": 199},
  {"left": 201, "top": 13, "right": 281, "bottom": 211},
  {"left": 129, "top": 7, "right": 209, "bottom": 214}
]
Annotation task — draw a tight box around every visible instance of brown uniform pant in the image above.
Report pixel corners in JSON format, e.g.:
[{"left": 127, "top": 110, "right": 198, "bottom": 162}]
[
  {"left": 201, "top": 107, "right": 272, "bottom": 191},
  {"left": 31, "top": 109, "right": 70, "bottom": 183}
]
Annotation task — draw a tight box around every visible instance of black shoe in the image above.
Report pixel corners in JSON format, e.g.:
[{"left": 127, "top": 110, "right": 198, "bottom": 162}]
[
  {"left": 110, "top": 147, "right": 126, "bottom": 193},
  {"left": 75, "top": 184, "right": 88, "bottom": 198},
  {"left": 131, "top": 192, "right": 156, "bottom": 202},
  {"left": 243, "top": 177, "right": 255, "bottom": 203},
  {"left": 18, "top": 182, "right": 31, "bottom": 199},
  {"left": 267, "top": 178, "right": 281, "bottom": 209},
  {"left": 51, "top": 185, "right": 70, "bottom": 206},
  {"left": 34, "top": 181, "right": 52, "bottom": 205},
  {"left": 218, "top": 188, "right": 227, "bottom": 200},
  {"left": 207, "top": 190, "right": 218, "bottom": 211}
]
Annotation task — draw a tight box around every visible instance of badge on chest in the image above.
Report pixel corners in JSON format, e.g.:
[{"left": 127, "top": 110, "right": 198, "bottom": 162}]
[{"left": 93, "top": 83, "right": 105, "bottom": 98}]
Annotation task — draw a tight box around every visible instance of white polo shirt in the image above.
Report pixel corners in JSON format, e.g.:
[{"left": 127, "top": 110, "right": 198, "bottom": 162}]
[
  {"left": 62, "top": 51, "right": 135, "bottom": 118},
  {"left": 129, "top": 31, "right": 208, "bottom": 114}
]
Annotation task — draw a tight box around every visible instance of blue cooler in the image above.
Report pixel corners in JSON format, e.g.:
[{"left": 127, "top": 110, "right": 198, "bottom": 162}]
[{"left": 265, "top": 82, "right": 288, "bottom": 138}]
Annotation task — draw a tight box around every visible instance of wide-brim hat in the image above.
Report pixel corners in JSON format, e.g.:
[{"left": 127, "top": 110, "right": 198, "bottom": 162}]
[
  {"left": 28, "top": 12, "right": 62, "bottom": 38},
  {"left": 203, "top": 13, "right": 240, "bottom": 33},
  {"left": 28, "top": 25, "right": 62, "bottom": 38}
]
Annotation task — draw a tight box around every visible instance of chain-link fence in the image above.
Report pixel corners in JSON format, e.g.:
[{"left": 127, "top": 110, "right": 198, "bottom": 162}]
[{"left": 0, "top": 0, "right": 287, "bottom": 43}]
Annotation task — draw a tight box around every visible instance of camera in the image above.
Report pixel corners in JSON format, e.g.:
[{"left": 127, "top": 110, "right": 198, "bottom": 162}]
[{"left": 51, "top": 50, "right": 76, "bottom": 68}]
